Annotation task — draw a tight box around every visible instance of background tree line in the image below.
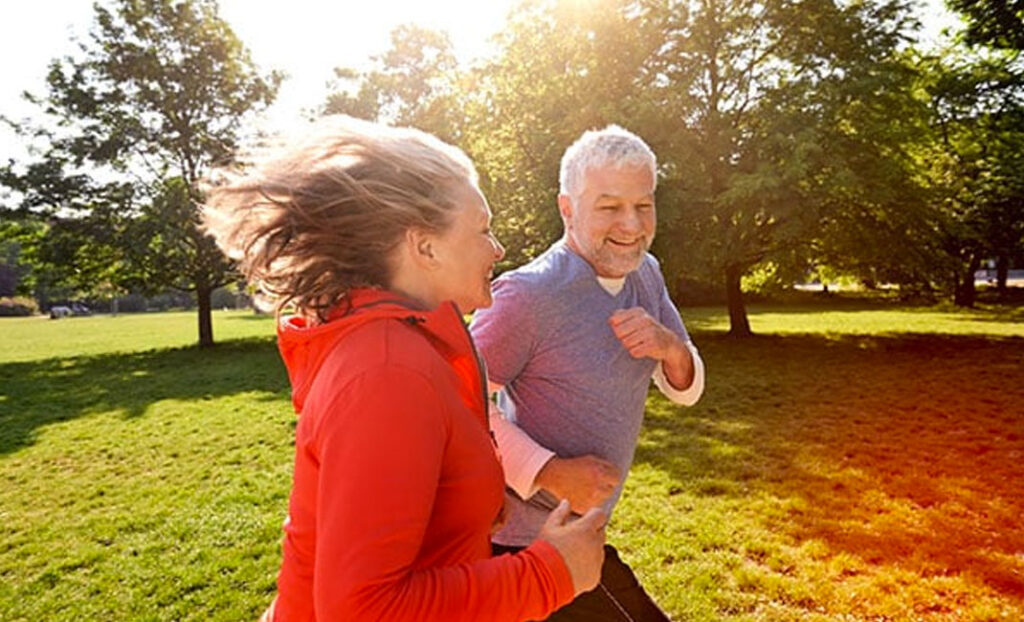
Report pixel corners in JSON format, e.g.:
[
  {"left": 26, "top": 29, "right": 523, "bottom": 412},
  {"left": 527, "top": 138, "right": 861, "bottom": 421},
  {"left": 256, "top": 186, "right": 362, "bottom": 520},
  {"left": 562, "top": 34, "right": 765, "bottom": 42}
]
[{"left": 2, "top": 0, "right": 1022, "bottom": 343}]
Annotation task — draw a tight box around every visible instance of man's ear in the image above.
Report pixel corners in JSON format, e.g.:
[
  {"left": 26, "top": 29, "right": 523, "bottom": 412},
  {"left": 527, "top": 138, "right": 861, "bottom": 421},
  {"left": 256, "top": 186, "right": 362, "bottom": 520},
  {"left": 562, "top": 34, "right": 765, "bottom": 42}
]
[{"left": 557, "top": 194, "right": 573, "bottom": 227}]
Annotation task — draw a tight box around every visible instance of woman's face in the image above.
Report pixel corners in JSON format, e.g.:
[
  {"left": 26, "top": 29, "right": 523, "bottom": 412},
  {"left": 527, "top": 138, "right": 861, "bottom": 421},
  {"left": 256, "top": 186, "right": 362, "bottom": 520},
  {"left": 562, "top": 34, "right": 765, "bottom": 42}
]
[{"left": 428, "top": 182, "right": 505, "bottom": 313}]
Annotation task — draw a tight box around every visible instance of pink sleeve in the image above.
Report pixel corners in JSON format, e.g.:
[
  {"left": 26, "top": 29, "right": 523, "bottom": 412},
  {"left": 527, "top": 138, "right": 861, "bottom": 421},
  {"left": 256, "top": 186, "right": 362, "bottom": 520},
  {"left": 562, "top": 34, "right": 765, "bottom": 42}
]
[{"left": 312, "top": 365, "right": 574, "bottom": 621}]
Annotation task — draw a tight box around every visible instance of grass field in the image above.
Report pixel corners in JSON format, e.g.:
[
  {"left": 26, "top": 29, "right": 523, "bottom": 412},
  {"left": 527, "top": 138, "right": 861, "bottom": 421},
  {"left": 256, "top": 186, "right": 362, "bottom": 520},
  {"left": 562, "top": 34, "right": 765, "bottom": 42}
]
[{"left": 1, "top": 304, "right": 1022, "bottom": 620}]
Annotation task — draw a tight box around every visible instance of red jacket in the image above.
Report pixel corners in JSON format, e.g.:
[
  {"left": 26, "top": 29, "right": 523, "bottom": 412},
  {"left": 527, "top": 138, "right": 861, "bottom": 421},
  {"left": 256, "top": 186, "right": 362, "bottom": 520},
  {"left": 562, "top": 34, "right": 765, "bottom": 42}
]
[{"left": 271, "top": 289, "right": 574, "bottom": 621}]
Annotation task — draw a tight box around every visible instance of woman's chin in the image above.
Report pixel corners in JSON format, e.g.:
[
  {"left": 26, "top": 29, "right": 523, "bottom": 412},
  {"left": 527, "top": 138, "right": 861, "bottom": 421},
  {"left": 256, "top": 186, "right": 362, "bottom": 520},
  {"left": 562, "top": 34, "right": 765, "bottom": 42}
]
[{"left": 458, "top": 293, "right": 492, "bottom": 313}]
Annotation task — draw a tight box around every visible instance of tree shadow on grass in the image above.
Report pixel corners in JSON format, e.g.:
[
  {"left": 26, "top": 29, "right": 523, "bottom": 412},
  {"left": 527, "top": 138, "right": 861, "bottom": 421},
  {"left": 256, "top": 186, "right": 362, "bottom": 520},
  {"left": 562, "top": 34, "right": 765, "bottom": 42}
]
[
  {"left": 635, "top": 332, "right": 1024, "bottom": 600},
  {"left": 0, "top": 337, "right": 289, "bottom": 456}
]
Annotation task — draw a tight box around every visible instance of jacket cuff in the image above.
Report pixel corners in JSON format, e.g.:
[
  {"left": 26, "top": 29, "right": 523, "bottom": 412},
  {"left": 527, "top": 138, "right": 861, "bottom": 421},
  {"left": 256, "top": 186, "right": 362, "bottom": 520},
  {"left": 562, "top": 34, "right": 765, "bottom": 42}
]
[{"left": 524, "top": 539, "right": 576, "bottom": 610}]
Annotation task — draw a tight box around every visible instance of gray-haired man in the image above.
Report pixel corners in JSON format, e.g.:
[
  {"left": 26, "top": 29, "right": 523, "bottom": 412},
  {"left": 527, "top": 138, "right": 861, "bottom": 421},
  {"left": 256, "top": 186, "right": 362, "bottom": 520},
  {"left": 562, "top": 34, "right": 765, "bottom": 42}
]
[{"left": 472, "top": 126, "right": 705, "bottom": 621}]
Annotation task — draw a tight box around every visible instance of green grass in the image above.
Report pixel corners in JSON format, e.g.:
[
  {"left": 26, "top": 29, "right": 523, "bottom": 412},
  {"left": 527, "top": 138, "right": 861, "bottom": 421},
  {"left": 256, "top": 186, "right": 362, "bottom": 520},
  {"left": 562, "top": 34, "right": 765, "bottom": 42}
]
[
  {"left": 1, "top": 304, "right": 1022, "bottom": 620},
  {"left": 683, "top": 300, "right": 1024, "bottom": 337},
  {"left": 0, "top": 310, "right": 276, "bottom": 363}
]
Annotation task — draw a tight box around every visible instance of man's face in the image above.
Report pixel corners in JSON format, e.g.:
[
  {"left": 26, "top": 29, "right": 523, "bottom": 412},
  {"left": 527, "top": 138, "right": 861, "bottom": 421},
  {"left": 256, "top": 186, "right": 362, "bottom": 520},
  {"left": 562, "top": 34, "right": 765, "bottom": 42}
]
[{"left": 559, "top": 164, "right": 656, "bottom": 278}]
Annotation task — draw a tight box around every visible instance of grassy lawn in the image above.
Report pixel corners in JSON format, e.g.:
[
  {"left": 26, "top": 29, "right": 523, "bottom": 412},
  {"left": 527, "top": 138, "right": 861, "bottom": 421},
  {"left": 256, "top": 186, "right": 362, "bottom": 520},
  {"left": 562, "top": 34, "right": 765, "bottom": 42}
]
[{"left": 1, "top": 305, "right": 1022, "bottom": 620}]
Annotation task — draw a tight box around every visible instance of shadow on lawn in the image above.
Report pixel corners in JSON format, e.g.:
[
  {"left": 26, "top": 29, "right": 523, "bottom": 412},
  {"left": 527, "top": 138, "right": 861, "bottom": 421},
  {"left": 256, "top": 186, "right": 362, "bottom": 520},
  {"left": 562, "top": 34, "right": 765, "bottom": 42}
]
[
  {"left": 636, "top": 331, "right": 1024, "bottom": 600},
  {"left": 0, "top": 337, "right": 289, "bottom": 456}
]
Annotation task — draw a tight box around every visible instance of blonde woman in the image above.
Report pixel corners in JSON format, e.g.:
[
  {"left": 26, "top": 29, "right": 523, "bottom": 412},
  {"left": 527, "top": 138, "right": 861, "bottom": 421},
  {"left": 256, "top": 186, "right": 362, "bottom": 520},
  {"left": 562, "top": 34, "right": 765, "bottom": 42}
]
[{"left": 202, "top": 116, "right": 606, "bottom": 621}]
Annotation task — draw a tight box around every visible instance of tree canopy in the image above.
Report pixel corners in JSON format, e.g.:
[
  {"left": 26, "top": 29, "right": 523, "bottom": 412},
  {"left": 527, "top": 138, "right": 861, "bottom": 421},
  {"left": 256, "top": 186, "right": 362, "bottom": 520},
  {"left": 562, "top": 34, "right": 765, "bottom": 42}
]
[
  {"left": 3, "top": 0, "right": 1021, "bottom": 338},
  {"left": 948, "top": 0, "right": 1024, "bottom": 50},
  {"left": 1, "top": 0, "right": 280, "bottom": 345}
]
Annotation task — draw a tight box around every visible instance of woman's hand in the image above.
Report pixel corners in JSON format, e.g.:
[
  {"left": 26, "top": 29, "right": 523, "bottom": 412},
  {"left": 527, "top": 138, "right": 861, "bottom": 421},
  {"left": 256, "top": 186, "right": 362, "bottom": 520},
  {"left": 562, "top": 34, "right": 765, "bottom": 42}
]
[{"left": 537, "top": 500, "right": 607, "bottom": 595}]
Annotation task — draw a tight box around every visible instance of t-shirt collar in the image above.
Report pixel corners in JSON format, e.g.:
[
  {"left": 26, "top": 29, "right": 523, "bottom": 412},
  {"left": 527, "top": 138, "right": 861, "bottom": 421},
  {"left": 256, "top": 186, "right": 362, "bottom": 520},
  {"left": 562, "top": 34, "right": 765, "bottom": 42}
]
[{"left": 557, "top": 237, "right": 628, "bottom": 295}]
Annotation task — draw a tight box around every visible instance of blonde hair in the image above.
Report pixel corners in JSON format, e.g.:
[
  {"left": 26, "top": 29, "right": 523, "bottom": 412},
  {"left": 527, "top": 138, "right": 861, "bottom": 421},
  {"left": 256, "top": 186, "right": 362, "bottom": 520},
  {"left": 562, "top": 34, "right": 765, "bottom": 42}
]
[{"left": 202, "top": 115, "right": 478, "bottom": 319}]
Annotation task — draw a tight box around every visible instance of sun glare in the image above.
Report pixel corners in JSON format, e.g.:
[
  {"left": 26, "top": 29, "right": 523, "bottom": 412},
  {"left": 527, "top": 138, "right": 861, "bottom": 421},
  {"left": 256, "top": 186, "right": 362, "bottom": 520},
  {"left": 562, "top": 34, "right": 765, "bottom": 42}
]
[{"left": 216, "top": 0, "right": 511, "bottom": 127}]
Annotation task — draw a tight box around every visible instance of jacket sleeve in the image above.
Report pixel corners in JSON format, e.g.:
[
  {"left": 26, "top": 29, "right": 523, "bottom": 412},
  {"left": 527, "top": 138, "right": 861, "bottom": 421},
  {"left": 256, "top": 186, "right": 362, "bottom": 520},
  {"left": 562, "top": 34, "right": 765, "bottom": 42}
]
[{"left": 311, "top": 364, "right": 574, "bottom": 621}]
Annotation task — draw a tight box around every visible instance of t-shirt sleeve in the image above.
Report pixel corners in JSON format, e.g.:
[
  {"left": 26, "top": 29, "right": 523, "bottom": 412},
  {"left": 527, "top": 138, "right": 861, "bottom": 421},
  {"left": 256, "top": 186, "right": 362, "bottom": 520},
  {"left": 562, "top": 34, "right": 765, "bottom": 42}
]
[
  {"left": 311, "top": 365, "right": 574, "bottom": 621},
  {"left": 470, "top": 276, "right": 537, "bottom": 387},
  {"left": 649, "top": 256, "right": 690, "bottom": 343},
  {"left": 647, "top": 256, "right": 705, "bottom": 404}
]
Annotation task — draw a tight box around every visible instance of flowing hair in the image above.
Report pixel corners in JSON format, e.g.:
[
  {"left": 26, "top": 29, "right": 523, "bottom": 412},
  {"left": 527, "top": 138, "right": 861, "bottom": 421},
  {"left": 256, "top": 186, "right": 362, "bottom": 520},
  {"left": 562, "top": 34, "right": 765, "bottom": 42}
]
[{"left": 201, "top": 115, "right": 478, "bottom": 320}]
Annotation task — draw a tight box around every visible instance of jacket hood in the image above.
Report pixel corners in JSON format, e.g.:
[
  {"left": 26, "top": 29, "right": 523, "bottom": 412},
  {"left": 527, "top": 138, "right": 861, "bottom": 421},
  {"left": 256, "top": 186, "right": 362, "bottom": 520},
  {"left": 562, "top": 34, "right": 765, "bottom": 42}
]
[{"left": 277, "top": 288, "right": 482, "bottom": 414}]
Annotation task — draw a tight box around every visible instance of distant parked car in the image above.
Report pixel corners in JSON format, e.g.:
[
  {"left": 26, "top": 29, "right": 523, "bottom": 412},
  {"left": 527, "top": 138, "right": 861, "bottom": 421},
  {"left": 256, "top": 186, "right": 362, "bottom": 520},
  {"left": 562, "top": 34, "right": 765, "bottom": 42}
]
[
  {"left": 49, "top": 303, "right": 91, "bottom": 319},
  {"left": 49, "top": 306, "right": 72, "bottom": 319}
]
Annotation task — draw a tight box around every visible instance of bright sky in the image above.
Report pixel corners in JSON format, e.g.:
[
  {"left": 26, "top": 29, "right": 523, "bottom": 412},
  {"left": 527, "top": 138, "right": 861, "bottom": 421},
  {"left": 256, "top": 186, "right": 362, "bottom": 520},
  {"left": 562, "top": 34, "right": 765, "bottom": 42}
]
[
  {"left": 0, "top": 0, "right": 961, "bottom": 166},
  {"left": 0, "top": 0, "right": 515, "bottom": 163}
]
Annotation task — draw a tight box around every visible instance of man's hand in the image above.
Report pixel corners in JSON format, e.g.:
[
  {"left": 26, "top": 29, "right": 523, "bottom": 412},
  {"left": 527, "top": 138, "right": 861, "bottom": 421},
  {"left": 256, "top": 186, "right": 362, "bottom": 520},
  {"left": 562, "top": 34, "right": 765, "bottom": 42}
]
[
  {"left": 535, "top": 455, "right": 621, "bottom": 514},
  {"left": 537, "top": 500, "right": 607, "bottom": 596},
  {"left": 608, "top": 307, "right": 682, "bottom": 361},
  {"left": 609, "top": 307, "right": 694, "bottom": 390}
]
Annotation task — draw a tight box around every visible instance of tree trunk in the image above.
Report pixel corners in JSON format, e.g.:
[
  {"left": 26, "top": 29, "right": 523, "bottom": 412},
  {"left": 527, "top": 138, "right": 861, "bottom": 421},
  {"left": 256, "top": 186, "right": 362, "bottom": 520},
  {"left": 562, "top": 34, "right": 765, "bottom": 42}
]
[
  {"left": 197, "top": 281, "right": 214, "bottom": 347},
  {"left": 725, "top": 264, "right": 752, "bottom": 337},
  {"left": 996, "top": 254, "right": 1009, "bottom": 297},
  {"left": 953, "top": 256, "right": 981, "bottom": 308}
]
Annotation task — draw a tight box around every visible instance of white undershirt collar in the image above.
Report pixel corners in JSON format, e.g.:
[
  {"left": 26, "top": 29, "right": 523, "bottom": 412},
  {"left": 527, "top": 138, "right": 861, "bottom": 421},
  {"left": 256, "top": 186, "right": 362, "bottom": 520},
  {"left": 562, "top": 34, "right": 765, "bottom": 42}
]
[{"left": 596, "top": 275, "right": 626, "bottom": 296}]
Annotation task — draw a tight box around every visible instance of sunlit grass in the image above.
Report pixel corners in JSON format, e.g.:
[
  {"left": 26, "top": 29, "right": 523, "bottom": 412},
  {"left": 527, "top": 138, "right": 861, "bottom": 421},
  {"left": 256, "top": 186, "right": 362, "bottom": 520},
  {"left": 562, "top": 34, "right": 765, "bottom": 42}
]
[
  {"left": 0, "top": 310, "right": 276, "bottom": 364},
  {"left": 1, "top": 303, "right": 1021, "bottom": 620},
  {"left": 613, "top": 309, "right": 1024, "bottom": 621},
  {"left": 0, "top": 337, "right": 290, "bottom": 621},
  {"left": 683, "top": 301, "right": 1024, "bottom": 338}
]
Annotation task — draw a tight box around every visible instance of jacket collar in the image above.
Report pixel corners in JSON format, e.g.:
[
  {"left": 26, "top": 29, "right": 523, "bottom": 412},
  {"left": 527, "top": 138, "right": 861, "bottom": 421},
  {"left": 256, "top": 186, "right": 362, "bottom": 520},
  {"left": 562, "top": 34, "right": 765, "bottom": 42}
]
[{"left": 277, "top": 288, "right": 482, "bottom": 414}]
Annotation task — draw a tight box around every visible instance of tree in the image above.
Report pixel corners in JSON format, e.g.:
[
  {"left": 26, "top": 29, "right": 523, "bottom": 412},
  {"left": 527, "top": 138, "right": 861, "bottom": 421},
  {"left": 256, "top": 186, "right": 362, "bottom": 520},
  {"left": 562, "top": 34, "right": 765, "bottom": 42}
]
[
  {"left": 463, "top": 0, "right": 667, "bottom": 269},
  {"left": 639, "top": 0, "right": 929, "bottom": 334},
  {"left": 324, "top": 25, "right": 462, "bottom": 143},
  {"left": 1, "top": 0, "right": 280, "bottom": 346},
  {"left": 947, "top": 0, "right": 1024, "bottom": 50},
  {"left": 918, "top": 51, "right": 1024, "bottom": 305},
  {"left": 466, "top": 0, "right": 927, "bottom": 334}
]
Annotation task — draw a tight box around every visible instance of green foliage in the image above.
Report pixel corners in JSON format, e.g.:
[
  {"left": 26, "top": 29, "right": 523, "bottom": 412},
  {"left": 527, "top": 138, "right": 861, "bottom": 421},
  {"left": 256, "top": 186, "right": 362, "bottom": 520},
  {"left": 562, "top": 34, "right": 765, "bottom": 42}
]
[
  {"left": 309, "top": 0, "right": 1024, "bottom": 326},
  {"left": 462, "top": 0, "right": 665, "bottom": 269},
  {"left": 915, "top": 49, "right": 1024, "bottom": 305},
  {"left": 324, "top": 25, "right": 463, "bottom": 143},
  {"left": 0, "top": 0, "right": 281, "bottom": 346},
  {"left": 363, "top": 0, "right": 935, "bottom": 330},
  {"left": 948, "top": 0, "right": 1024, "bottom": 50}
]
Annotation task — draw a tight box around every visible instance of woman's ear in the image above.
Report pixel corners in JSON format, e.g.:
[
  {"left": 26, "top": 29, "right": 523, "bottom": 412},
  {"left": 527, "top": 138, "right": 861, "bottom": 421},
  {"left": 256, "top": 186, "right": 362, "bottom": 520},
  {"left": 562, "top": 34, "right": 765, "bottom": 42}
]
[{"left": 405, "top": 227, "right": 438, "bottom": 268}]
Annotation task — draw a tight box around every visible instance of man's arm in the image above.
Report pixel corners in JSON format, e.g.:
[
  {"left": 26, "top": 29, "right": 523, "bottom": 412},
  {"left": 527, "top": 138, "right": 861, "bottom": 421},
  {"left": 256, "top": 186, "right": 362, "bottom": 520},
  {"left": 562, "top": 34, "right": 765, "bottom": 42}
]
[
  {"left": 487, "top": 382, "right": 554, "bottom": 500},
  {"left": 489, "top": 382, "right": 621, "bottom": 514},
  {"left": 652, "top": 341, "right": 705, "bottom": 406},
  {"left": 608, "top": 308, "right": 705, "bottom": 405}
]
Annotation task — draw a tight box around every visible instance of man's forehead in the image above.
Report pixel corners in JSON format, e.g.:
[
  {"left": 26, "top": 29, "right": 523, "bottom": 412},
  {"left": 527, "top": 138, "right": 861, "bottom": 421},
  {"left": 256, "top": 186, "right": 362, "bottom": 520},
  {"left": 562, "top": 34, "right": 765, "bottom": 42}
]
[{"left": 583, "top": 164, "right": 655, "bottom": 196}]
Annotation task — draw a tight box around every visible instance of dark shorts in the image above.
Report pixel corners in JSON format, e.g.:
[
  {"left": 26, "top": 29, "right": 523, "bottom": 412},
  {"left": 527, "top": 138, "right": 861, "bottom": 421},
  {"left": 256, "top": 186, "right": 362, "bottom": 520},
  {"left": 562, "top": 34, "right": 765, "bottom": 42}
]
[{"left": 492, "top": 543, "right": 672, "bottom": 622}]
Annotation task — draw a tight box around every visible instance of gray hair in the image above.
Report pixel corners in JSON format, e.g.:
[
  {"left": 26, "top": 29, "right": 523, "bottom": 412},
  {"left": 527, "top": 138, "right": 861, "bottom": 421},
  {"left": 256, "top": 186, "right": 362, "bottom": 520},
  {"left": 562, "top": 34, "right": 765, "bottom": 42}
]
[{"left": 558, "top": 125, "right": 657, "bottom": 198}]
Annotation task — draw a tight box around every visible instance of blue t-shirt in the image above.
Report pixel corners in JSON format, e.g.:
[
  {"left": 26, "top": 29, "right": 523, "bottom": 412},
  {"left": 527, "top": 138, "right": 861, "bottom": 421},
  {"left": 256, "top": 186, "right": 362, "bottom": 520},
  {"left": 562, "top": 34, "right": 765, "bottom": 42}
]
[{"left": 470, "top": 240, "right": 691, "bottom": 545}]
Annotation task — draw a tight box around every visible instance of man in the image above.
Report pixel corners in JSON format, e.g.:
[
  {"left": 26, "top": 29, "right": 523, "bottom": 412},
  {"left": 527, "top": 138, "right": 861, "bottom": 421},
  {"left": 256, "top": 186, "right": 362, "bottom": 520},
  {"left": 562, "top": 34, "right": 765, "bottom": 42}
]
[{"left": 471, "top": 125, "right": 705, "bottom": 621}]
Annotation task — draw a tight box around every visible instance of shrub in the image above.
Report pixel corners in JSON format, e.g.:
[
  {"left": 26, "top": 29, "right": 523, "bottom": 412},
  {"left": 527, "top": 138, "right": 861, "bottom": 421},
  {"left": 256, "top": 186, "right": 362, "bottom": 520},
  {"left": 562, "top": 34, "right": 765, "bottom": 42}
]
[{"left": 0, "top": 296, "right": 39, "bottom": 317}]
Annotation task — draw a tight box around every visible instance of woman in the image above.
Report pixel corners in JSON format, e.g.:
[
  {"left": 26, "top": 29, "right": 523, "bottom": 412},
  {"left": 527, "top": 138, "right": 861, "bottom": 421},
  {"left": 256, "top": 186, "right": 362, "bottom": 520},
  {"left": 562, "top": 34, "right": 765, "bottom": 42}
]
[{"left": 202, "top": 116, "right": 606, "bottom": 621}]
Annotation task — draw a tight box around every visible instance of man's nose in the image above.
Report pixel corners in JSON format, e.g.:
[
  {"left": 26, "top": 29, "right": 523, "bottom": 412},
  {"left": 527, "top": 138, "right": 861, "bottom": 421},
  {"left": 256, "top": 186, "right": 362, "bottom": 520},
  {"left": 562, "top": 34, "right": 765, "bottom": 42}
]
[{"left": 616, "top": 207, "right": 644, "bottom": 234}]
